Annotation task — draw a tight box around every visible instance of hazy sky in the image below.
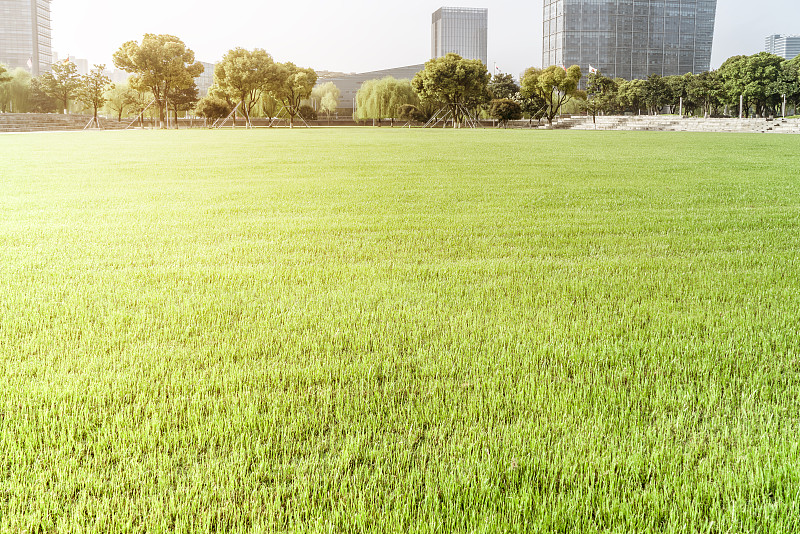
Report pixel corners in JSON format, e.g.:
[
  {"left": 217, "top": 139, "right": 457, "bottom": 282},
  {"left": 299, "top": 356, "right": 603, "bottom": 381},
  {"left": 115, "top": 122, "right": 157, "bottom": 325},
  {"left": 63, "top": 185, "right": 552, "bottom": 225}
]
[{"left": 51, "top": 0, "right": 798, "bottom": 78}]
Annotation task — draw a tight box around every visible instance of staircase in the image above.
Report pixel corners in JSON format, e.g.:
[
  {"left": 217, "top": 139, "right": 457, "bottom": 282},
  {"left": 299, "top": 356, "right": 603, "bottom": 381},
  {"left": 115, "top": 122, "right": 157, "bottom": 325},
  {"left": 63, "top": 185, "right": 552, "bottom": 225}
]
[
  {"left": 552, "top": 115, "right": 800, "bottom": 134},
  {"left": 0, "top": 113, "right": 130, "bottom": 133}
]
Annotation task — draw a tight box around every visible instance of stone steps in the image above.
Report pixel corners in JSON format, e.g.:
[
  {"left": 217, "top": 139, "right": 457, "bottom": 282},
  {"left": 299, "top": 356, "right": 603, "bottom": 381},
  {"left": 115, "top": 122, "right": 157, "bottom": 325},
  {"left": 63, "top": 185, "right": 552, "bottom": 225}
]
[{"left": 0, "top": 113, "right": 131, "bottom": 132}]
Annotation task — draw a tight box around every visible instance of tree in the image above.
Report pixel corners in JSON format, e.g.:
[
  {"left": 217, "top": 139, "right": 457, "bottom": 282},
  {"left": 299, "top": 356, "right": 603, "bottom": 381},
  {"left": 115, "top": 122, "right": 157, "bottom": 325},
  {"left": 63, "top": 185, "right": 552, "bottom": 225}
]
[
  {"left": 213, "top": 48, "right": 278, "bottom": 127},
  {"left": 76, "top": 64, "right": 111, "bottom": 127},
  {"left": 357, "top": 77, "right": 419, "bottom": 126},
  {"left": 586, "top": 72, "right": 620, "bottom": 117},
  {"left": 488, "top": 73, "right": 520, "bottom": 100},
  {"left": 412, "top": 53, "right": 490, "bottom": 127},
  {"left": 270, "top": 62, "right": 317, "bottom": 127},
  {"left": 520, "top": 65, "right": 582, "bottom": 125},
  {"left": 664, "top": 74, "right": 689, "bottom": 115},
  {"left": 0, "top": 68, "right": 36, "bottom": 113},
  {"left": 718, "top": 55, "right": 750, "bottom": 116},
  {"left": 195, "top": 94, "right": 232, "bottom": 123},
  {"left": 616, "top": 79, "right": 647, "bottom": 114},
  {"left": 687, "top": 71, "right": 723, "bottom": 118},
  {"left": 643, "top": 74, "right": 670, "bottom": 115},
  {"left": 104, "top": 82, "right": 138, "bottom": 122},
  {"left": 259, "top": 93, "right": 279, "bottom": 121},
  {"left": 780, "top": 56, "right": 800, "bottom": 115},
  {"left": 113, "top": 34, "right": 204, "bottom": 128},
  {"left": 489, "top": 99, "right": 522, "bottom": 127},
  {"left": 733, "top": 53, "right": 785, "bottom": 117},
  {"left": 166, "top": 83, "right": 199, "bottom": 126},
  {"left": 298, "top": 104, "right": 317, "bottom": 121},
  {"left": 0, "top": 64, "right": 10, "bottom": 87},
  {"left": 39, "top": 61, "right": 81, "bottom": 113},
  {"left": 29, "top": 77, "right": 58, "bottom": 113},
  {"left": 311, "top": 82, "right": 340, "bottom": 123}
]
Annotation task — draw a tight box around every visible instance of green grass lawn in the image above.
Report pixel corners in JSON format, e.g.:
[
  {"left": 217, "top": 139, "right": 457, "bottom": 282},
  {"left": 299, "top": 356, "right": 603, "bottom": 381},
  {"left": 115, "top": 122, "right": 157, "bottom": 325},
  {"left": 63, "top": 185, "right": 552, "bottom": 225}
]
[{"left": 1, "top": 128, "right": 799, "bottom": 532}]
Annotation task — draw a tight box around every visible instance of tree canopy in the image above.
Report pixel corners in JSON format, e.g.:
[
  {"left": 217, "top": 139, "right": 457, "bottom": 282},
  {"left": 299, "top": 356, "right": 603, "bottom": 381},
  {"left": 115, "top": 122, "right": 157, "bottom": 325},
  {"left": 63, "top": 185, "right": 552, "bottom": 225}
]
[
  {"left": 412, "top": 53, "right": 490, "bottom": 127},
  {"left": 213, "top": 48, "right": 278, "bottom": 127},
  {"left": 356, "top": 77, "right": 418, "bottom": 125},
  {"left": 40, "top": 61, "right": 81, "bottom": 114},
  {"left": 311, "top": 82, "right": 341, "bottom": 121},
  {"left": 113, "top": 34, "right": 203, "bottom": 127},
  {"left": 520, "top": 65, "right": 582, "bottom": 125},
  {"left": 76, "top": 64, "right": 111, "bottom": 127},
  {"left": 270, "top": 63, "right": 317, "bottom": 127}
]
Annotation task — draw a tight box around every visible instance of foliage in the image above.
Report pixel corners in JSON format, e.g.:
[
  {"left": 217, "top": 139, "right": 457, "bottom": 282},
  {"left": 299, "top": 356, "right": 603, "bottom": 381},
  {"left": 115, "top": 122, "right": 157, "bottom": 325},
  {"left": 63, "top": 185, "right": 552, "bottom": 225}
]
[
  {"left": 643, "top": 74, "right": 670, "bottom": 115},
  {"left": 298, "top": 104, "right": 317, "bottom": 121},
  {"left": 270, "top": 62, "right": 317, "bottom": 127},
  {"left": 0, "top": 68, "right": 34, "bottom": 113},
  {"left": 0, "top": 64, "right": 10, "bottom": 85},
  {"left": 167, "top": 83, "right": 199, "bottom": 126},
  {"left": 113, "top": 34, "right": 204, "bottom": 127},
  {"left": 585, "top": 72, "right": 620, "bottom": 116},
  {"left": 195, "top": 94, "right": 232, "bottom": 121},
  {"left": 311, "top": 82, "right": 341, "bottom": 120},
  {"left": 488, "top": 98, "right": 522, "bottom": 127},
  {"left": 488, "top": 73, "right": 520, "bottom": 100},
  {"left": 616, "top": 78, "right": 647, "bottom": 114},
  {"left": 76, "top": 64, "right": 111, "bottom": 126},
  {"left": 104, "top": 82, "right": 139, "bottom": 122},
  {"left": 39, "top": 61, "right": 81, "bottom": 113},
  {"left": 412, "top": 53, "right": 490, "bottom": 127},
  {"left": 686, "top": 71, "right": 723, "bottom": 118},
  {"left": 356, "top": 77, "right": 418, "bottom": 125},
  {"left": 520, "top": 65, "right": 582, "bottom": 125},
  {"left": 213, "top": 48, "right": 278, "bottom": 126}
]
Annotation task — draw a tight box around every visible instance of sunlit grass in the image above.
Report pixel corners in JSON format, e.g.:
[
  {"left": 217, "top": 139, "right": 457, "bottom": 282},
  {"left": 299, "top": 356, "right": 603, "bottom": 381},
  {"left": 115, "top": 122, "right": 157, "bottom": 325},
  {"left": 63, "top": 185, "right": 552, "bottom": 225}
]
[{"left": 1, "top": 128, "right": 799, "bottom": 532}]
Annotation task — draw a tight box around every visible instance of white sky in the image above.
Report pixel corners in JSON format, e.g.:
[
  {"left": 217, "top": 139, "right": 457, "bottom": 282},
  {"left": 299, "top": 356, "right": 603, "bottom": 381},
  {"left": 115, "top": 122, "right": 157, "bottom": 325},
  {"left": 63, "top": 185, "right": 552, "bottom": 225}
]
[{"left": 51, "top": 0, "right": 799, "bottom": 79}]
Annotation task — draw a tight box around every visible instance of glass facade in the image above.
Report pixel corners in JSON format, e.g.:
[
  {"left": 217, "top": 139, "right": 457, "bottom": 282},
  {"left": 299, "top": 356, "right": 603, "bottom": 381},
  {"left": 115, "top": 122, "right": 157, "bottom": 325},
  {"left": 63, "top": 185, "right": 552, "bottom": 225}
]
[
  {"left": 0, "top": 0, "right": 52, "bottom": 75},
  {"left": 431, "top": 7, "right": 488, "bottom": 66},
  {"left": 543, "top": 0, "right": 716, "bottom": 81},
  {"left": 765, "top": 35, "right": 800, "bottom": 60}
]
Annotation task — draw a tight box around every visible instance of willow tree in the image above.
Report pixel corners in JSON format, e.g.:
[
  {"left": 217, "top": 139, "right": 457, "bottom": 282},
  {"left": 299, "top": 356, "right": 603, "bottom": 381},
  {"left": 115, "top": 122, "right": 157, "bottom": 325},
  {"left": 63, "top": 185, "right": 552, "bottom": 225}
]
[
  {"left": 113, "top": 34, "right": 204, "bottom": 128},
  {"left": 356, "top": 77, "right": 418, "bottom": 126},
  {"left": 311, "top": 82, "right": 341, "bottom": 122}
]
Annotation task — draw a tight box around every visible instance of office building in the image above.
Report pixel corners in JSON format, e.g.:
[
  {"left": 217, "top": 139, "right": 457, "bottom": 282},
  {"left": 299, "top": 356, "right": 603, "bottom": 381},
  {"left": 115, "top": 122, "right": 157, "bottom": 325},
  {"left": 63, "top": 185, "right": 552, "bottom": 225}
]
[
  {"left": 431, "top": 7, "right": 488, "bottom": 66},
  {"left": 543, "top": 0, "right": 717, "bottom": 81},
  {"left": 0, "top": 0, "right": 52, "bottom": 75},
  {"left": 196, "top": 61, "right": 216, "bottom": 97},
  {"left": 765, "top": 34, "right": 800, "bottom": 60},
  {"left": 316, "top": 64, "right": 425, "bottom": 113}
]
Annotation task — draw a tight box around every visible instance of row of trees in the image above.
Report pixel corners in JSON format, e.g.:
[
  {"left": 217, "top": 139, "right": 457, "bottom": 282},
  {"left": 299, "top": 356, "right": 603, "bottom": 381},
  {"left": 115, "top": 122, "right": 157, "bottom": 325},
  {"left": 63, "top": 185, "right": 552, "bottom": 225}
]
[
  {"left": 584, "top": 53, "right": 800, "bottom": 119},
  {"left": 0, "top": 35, "right": 325, "bottom": 128},
  {"left": 4, "top": 44, "right": 799, "bottom": 128},
  {"left": 0, "top": 61, "right": 112, "bottom": 125},
  {"left": 352, "top": 53, "right": 582, "bottom": 128},
  {"left": 353, "top": 51, "right": 800, "bottom": 128}
]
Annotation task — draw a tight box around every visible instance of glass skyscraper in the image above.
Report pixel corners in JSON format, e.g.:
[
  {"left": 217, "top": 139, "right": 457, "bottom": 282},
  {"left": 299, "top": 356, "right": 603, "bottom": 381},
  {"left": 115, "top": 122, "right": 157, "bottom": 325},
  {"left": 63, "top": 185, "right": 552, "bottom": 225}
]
[
  {"left": 0, "top": 0, "right": 52, "bottom": 75},
  {"left": 542, "top": 0, "right": 717, "bottom": 80},
  {"left": 765, "top": 35, "right": 800, "bottom": 60},
  {"left": 431, "top": 7, "right": 488, "bottom": 66}
]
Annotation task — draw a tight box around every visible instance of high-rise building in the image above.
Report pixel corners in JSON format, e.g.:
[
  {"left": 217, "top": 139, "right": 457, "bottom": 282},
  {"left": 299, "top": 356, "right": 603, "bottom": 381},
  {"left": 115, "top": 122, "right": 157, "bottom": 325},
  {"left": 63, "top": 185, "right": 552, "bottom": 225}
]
[
  {"left": 196, "top": 61, "right": 216, "bottom": 98},
  {"left": 431, "top": 7, "right": 488, "bottom": 66},
  {"left": 543, "top": 0, "right": 717, "bottom": 81},
  {"left": 0, "top": 0, "right": 52, "bottom": 75},
  {"left": 765, "top": 35, "right": 800, "bottom": 60}
]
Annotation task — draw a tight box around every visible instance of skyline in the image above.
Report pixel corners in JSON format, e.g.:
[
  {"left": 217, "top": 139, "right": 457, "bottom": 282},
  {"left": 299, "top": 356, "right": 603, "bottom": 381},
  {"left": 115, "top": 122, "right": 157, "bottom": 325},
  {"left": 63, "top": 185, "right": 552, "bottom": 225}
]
[{"left": 49, "top": 0, "right": 799, "bottom": 79}]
